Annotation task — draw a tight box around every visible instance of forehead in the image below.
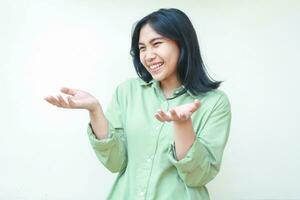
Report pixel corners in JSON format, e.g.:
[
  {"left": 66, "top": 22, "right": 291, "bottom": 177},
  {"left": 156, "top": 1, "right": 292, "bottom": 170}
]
[{"left": 139, "top": 23, "right": 163, "bottom": 43}]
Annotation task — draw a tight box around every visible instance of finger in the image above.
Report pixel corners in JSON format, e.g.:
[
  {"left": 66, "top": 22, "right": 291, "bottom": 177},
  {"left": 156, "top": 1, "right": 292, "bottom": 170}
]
[
  {"left": 178, "top": 112, "right": 188, "bottom": 121},
  {"left": 60, "top": 87, "right": 77, "bottom": 96},
  {"left": 44, "top": 96, "right": 61, "bottom": 107},
  {"left": 67, "top": 96, "right": 76, "bottom": 107},
  {"left": 156, "top": 109, "right": 170, "bottom": 122},
  {"left": 43, "top": 96, "right": 51, "bottom": 102},
  {"left": 156, "top": 110, "right": 166, "bottom": 121},
  {"left": 184, "top": 111, "right": 192, "bottom": 120},
  {"left": 190, "top": 99, "right": 201, "bottom": 112},
  {"left": 57, "top": 95, "right": 69, "bottom": 108},
  {"left": 170, "top": 109, "right": 180, "bottom": 121},
  {"left": 154, "top": 113, "right": 164, "bottom": 122},
  {"left": 158, "top": 110, "right": 172, "bottom": 122},
  {"left": 194, "top": 99, "right": 201, "bottom": 108}
]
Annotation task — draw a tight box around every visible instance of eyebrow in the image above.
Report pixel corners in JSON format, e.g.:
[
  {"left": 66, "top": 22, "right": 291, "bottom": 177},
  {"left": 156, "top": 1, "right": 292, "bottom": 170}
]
[{"left": 138, "top": 37, "right": 164, "bottom": 46}]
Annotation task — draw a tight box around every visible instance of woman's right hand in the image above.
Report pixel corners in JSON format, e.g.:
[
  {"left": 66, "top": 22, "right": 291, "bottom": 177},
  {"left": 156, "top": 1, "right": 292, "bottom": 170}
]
[{"left": 44, "top": 87, "right": 100, "bottom": 112}]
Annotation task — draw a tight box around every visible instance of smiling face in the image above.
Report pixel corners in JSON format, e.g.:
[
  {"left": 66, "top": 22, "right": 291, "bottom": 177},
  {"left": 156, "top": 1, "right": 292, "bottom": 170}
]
[{"left": 138, "top": 23, "right": 181, "bottom": 88}]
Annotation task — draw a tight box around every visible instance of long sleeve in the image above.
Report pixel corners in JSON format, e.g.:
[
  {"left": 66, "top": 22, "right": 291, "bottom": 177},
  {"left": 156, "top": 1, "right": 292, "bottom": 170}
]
[
  {"left": 87, "top": 86, "right": 127, "bottom": 173},
  {"left": 168, "top": 92, "right": 231, "bottom": 187}
]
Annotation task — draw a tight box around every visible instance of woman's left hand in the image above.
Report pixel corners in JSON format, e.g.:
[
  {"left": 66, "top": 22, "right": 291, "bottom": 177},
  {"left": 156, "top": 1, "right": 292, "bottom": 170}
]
[{"left": 155, "top": 99, "right": 201, "bottom": 123}]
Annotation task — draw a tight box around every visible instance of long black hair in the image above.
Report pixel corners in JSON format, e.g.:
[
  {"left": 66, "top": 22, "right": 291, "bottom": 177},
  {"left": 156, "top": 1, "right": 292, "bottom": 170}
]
[{"left": 130, "top": 8, "right": 221, "bottom": 95}]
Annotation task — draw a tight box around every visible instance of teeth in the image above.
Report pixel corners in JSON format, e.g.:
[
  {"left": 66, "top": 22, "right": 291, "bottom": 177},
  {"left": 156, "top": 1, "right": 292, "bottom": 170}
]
[{"left": 149, "top": 63, "right": 163, "bottom": 69}]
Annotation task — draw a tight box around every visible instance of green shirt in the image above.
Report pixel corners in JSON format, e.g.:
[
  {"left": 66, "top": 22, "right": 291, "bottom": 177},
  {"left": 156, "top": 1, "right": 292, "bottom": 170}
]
[{"left": 87, "top": 78, "right": 231, "bottom": 200}]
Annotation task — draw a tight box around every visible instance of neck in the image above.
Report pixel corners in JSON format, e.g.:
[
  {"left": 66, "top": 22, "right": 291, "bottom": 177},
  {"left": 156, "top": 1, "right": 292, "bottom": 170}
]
[{"left": 159, "top": 77, "right": 181, "bottom": 98}]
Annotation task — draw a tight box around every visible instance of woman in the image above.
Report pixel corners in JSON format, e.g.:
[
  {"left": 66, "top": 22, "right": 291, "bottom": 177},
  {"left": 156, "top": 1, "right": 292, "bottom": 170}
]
[{"left": 45, "top": 8, "right": 231, "bottom": 200}]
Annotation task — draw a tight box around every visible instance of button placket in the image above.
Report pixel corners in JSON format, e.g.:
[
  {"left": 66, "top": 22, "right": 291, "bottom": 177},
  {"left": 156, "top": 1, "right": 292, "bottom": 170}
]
[
  {"left": 139, "top": 191, "right": 145, "bottom": 196},
  {"left": 137, "top": 190, "right": 146, "bottom": 200},
  {"left": 146, "top": 154, "right": 155, "bottom": 163},
  {"left": 140, "top": 100, "right": 169, "bottom": 199},
  {"left": 163, "top": 100, "right": 169, "bottom": 111}
]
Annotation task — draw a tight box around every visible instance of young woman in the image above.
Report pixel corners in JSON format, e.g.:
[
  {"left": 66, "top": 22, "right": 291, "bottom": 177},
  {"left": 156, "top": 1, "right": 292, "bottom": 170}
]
[{"left": 45, "top": 8, "right": 231, "bottom": 200}]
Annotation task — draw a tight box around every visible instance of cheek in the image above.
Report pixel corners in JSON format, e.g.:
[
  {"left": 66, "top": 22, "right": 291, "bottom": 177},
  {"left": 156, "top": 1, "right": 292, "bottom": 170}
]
[
  {"left": 169, "top": 47, "right": 180, "bottom": 64},
  {"left": 159, "top": 45, "right": 179, "bottom": 62},
  {"left": 139, "top": 53, "right": 145, "bottom": 65},
  {"left": 155, "top": 48, "right": 168, "bottom": 61}
]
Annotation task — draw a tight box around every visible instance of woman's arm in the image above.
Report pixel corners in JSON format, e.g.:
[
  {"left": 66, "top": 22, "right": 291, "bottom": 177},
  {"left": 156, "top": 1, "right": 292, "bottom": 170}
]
[
  {"left": 155, "top": 99, "right": 200, "bottom": 160},
  {"left": 44, "top": 87, "right": 128, "bottom": 173},
  {"left": 89, "top": 103, "right": 109, "bottom": 140},
  {"left": 155, "top": 93, "right": 231, "bottom": 187},
  {"left": 173, "top": 119, "right": 196, "bottom": 160},
  {"left": 87, "top": 85, "right": 128, "bottom": 173},
  {"left": 45, "top": 87, "right": 109, "bottom": 139}
]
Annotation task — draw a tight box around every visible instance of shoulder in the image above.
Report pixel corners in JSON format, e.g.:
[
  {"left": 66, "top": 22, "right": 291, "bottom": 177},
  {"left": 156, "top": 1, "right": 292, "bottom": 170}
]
[
  {"left": 197, "top": 89, "right": 231, "bottom": 111},
  {"left": 117, "top": 77, "right": 143, "bottom": 89},
  {"left": 113, "top": 77, "right": 144, "bottom": 97}
]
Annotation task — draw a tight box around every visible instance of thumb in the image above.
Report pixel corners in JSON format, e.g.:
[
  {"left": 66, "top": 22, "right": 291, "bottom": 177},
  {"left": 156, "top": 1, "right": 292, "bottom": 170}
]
[
  {"left": 67, "top": 96, "right": 76, "bottom": 107},
  {"left": 190, "top": 99, "right": 201, "bottom": 112},
  {"left": 60, "top": 87, "right": 77, "bottom": 96}
]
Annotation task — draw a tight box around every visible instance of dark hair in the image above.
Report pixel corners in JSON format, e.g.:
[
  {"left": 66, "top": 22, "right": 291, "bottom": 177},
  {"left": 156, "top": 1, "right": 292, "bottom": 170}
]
[{"left": 130, "top": 8, "right": 222, "bottom": 95}]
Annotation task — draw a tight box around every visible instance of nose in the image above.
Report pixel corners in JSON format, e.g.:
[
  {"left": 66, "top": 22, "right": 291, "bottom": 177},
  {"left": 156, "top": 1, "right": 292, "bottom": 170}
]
[{"left": 145, "top": 50, "right": 156, "bottom": 63}]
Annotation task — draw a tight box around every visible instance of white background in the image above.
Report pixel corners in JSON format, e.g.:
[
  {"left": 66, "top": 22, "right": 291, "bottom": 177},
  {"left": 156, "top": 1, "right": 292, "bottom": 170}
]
[{"left": 1, "top": 0, "right": 299, "bottom": 199}]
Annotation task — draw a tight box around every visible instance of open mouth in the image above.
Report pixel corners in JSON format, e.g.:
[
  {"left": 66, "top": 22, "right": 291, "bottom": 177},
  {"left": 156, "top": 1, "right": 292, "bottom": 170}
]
[{"left": 149, "top": 62, "right": 163, "bottom": 74}]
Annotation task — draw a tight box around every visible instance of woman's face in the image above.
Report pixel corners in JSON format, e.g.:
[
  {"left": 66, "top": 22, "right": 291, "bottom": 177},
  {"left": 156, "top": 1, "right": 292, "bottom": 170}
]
[{"left": 138, "top": 23, "right": 180, "bottom": 86}]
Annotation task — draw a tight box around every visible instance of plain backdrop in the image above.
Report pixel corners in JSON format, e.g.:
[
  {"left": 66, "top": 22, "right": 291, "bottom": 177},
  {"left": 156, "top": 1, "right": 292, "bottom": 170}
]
[{"left": 1, "top": 0, "right": 299, "bottom": 199}]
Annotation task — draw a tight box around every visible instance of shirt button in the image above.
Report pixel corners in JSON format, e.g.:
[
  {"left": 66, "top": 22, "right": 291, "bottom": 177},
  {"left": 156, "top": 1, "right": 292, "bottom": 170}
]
[
  {"left": 156, "top": 126, "right": 160, "bottom": 130},
  {"left": 139, "top": 191, "right": 145, "bottom": 196},
  {"left": 147, "top": 158, "right": 152, "bottom": 163}
]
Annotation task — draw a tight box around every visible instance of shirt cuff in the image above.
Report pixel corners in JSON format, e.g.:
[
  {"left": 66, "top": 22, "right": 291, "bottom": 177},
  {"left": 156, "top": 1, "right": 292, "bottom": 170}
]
[
  {"left": 168, "top": 139, "right": 207, "bottom": 172},
  {"left": 87, "top": 123, "right": 116, "bottom": 150}
]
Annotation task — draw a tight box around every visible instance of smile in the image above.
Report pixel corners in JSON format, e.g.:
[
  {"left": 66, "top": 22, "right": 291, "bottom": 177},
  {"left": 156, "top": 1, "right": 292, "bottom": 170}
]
[{"left": 149, "top": 63, "right": 163, "bottom": 74}]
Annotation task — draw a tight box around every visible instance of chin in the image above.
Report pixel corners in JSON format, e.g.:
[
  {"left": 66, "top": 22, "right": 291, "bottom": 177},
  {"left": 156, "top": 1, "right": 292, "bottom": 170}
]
[{"left": 151, "top": 75, "right": 164, "bottom": 82}]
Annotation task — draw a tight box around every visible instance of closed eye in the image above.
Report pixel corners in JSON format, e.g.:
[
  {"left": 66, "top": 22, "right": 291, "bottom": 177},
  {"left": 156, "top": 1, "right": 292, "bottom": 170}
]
[{"left": 154, "top": 42, "right": 162, "bottom": 46}]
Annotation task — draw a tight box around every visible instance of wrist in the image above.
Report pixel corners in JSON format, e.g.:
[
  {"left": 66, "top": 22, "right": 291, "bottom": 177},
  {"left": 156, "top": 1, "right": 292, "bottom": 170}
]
[
  {"left": 173, "top": 118, "right": 192, "bottom": 126},
  {"left": 89, "top": 102, "right": 102, "bottom": 115}
]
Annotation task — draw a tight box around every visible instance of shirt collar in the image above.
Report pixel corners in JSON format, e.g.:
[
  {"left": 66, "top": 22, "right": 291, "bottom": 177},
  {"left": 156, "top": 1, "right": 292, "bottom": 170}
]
[
  {"left": 139, "top": 78, "right": 154, "bottom": 86},
  {"left": 139, "top": 78, "right": 159, "bottom": 89},
  {"left": 139, "top": 78, "right": 198, "bottom": 99},
  {"left": 185, "top": 88, "right": 198, "bottom": 99}
]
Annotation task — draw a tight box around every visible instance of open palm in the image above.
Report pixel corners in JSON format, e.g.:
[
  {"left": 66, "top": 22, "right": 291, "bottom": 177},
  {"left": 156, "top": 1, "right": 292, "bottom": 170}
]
[
  {"left": 155, "top": 99, "right": 201, "bottom": 122},
  {"left": 44, "top": 87, "right": 99, "bottom": 111}
]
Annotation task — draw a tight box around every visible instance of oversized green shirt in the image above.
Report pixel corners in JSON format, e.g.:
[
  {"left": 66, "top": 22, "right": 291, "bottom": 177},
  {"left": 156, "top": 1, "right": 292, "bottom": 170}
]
[{"left": 87, "top": 77, "right": 231, "bottom": 200}]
